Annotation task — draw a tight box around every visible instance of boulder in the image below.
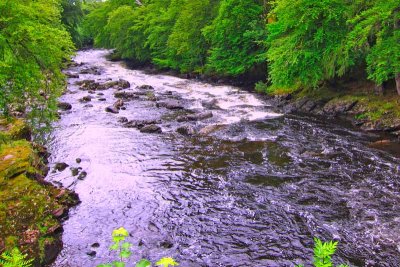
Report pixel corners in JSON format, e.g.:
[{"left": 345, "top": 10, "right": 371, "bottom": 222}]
[
  {"left": 105, "top": 106, "right": 119, "bottom": 114},
  {"left": 114, "top": 99, "right": 124, "bottom": 109},
  {"left": 65, "top": 72, "right": 79, "bottom": 78},
  {"left": 177, "top": 111, "right": 213, "bottom": 122},
  {"left": 79, "top": 96, "right": 92, "bottom": 103},
  {"left": 201, "top": 99, "right": 219, "bottom": 109},
  {"left": 124, "top": 119, "right": 161, "bottom": 129},
  {"left": 57, "top": 102, "right": 72, "bottom": 111},
  {"left": 54, "top": 162, "right": 69, "bottom": 172},
  {"left": 176, "top": 125, "right": 196, "bottom": 136},
  {"left": 114, "top": 91, "right": 140, "bottom": 100},
  {"left": 140, "top": 124, "right": 162, "bottom": 134},
  {"left": 137, "top": 84, "right": 154, "bottom": 90},
  {"left": 157, "top": 100, "right": 184, "bottom": 110}
]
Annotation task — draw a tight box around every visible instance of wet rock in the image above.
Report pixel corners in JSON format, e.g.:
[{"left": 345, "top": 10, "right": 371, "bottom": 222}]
[
  {"left": 105, "top": 106, "right": 119, "bottom": 114},
  {"left": 79, "top": 95, "right": 92, "bottom": 103},
  {"left": 114, "top": 91, "right": 140, "bottom": 100},
  {"left": 65, "top": 72, "right": 79, "bottom": 78},
  {"left": 157, "top": 100, "right": 184, "bottom": 110},
  {"left": 322, "top": 99, "right": 358, "bottom": 116},
  {"left": 138, "top": 239, "right": 144, "bottom": 246},
  {"left": 140, "top": 124, "right": 162, "bottom": 134},
  {"left": 57, "top": 102, "right": 72, "bottom": 111},
  {"left": 91, "top": 242, "right": 100, "bottom": 248},
  {"left": 97, "top": 92, "right": 104, "bottom": 96},
  {"left": 52, "top": 207, "right": 66, "bottom": 218},
  {"left": 117, "top": 79, "right": 130, "bottom": 89},
  {"left": 198, "top": 124, "right": 227, "bottom": 136},
  {"left": 76, "top": 79, "right": 98, "bottom": 91},
  {"left": 70, "top": 167, "right": 80, "bottom": 176},
  {"left": 43, "top": 238, "right": 63, "bottom": 265},
  {"left": 98, "top": 98, "right": 107, "bottom": 101},
  {"left": 124, "top": 119, "right": 161, "bottom": 129},
  {"left": 177, "top": 111, "right": 213, "bottom": 122},
  {"left": 118, "top": 117, "right": 128, "bottom": 123},
  {"left": 86, "top": 250, "right": 96, "bottom": 257},
  {"left": 137, "top": 84, "right": 154, "bottom": 90},
  {"left": 201, "top": 99, "right": 219, "bottom": 109},
  {"left": 84, "top": 104, "right": 93, "bottom": 108},
  {"left": 76, "top": 158, "right": 82, "bottom": 163},
  {"left": 80, "top": 66, "right": 102, "bottom": 75},
  {"left": 159, "top": 240, "right": 173, "bottom": 249},
  {"left": 114, "top": 99, "right": 124, "bottom": 109},
  {"left": 54, "top": 162, "right": 69, "bottom": 172},
  {"left": 176, "top": 125, "right": 196, "bottom": 136},
  {"left": 78, "top": 171, "right": 87, "bottom": 180}
]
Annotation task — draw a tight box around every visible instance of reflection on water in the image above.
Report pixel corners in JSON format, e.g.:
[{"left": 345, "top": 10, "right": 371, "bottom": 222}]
[{"left": 49, "top": 50, "right": 400, "bottom": 267}]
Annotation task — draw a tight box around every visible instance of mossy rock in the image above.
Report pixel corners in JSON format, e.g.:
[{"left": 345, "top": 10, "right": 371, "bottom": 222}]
[
  {"left": 0, "top": 140, "right": 79, "bottom": 265},
  {"left": 0, "top": 118, "right": 31, "bottom": 141}
]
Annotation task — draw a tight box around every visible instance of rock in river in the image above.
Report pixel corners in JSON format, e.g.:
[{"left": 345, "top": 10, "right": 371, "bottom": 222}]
[
  {"left": 105, "top": 106, "right": 119, "bottom": 114},
  {"left": 157, "top": 100, "right": 184, "bottom": 110},
  {"left": 57, "top": 102, "right": 72, "bottom": 111},
  {"left": 140, "top": 124, "right": 162, "bottom": 134},
  {"left": 176, "top": 125, "right": 196, "bottom": 136}
]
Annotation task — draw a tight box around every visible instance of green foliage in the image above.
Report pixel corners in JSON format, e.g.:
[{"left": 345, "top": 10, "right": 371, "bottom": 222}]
[
  {"left": 266, "top": 0, "right": 353, "bottom": 89},
  {"left": 203, "top": 0, "right": 267, "bottom": 76},
  {"left": 0, "top": 248, "right": 33, "bottom": 267},
  {"left": 98, "top": 227, "right": 179, "bottom": 267},
  {"left": 347, "top": 0, "right": 400, "bottom": 86},
  {"left": 0, "top": 0, "right": 74, "bottom": 130},
  {"left": 61, "top": 0, "right": 84, "bottom": 46},
  {"left": 161, "top": 0, "right": 220, "bottom": 73},
  {"left": 295, "top": 238, "right": 349, "bottom": 267}
]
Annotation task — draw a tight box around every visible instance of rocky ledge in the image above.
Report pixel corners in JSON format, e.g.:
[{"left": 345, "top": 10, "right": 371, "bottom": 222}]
[{"left": 0, "top": 118, "right": 80, "bottom": 266}]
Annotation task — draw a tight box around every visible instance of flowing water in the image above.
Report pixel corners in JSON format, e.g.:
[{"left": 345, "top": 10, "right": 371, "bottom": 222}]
[{"left": 48, "top": 50, "right": 400, "bottom": 267}]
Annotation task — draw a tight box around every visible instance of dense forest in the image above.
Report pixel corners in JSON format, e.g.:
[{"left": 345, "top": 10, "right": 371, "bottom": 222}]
[
  {"left": 80, "top": 0, "right": 399, "bottom": 94},
  {"left": 0, "top": 0, "right": 399, "bottom": 125}
]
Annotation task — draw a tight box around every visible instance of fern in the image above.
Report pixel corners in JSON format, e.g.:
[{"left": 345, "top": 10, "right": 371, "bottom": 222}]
[{"left": 0, "top": 248, "right": 33, "bottom": 267}]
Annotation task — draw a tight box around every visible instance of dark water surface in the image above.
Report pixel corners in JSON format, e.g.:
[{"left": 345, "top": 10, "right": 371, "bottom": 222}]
[{"left": 48, "top": 50, "right": 400, "bottom": 267}]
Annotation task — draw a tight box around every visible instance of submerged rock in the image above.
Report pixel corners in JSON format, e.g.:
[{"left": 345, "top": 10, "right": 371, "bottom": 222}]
[
  {"left": 177, "top": 111, "right": 213, "bottom": 122},
  {"left": 137, "top": 84, "right": 154, "bottom": 90},
  {"left": 176, "top": 125, "right": 196, "bottom": 136},
  {"left": 157, "top": 100, "right": 184, "bottom": 110},
  {"left": 124, "top": 119, "right": 161, "bottom": 129},
  {"left": 140, "top": 124, "right": 162, "bottom": 133},
  {"left": 114, "top": 91, "right": 140, "bottom": 100}
]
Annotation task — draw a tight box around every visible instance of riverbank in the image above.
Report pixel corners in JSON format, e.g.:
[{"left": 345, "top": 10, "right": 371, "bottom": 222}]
[
  {"left": 263, "top": 80, "right": 400, "bottom": 142},
  {"left": 0, "top": 118, "right": 79, "bottom": 266}
]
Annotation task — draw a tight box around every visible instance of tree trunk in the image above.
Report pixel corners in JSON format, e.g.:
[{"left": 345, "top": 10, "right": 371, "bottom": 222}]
[
  {"left": 396, "top": 73, "right": 400, "bottom": 96},
  {"left": 375, "top": 83, "right": 384, "bottom": 96}
]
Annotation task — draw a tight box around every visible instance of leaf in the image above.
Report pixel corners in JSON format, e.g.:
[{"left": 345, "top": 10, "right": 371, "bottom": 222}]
[
  {"left": 119, "top": 250, "right": 132, "bottom": 259},
  {"left": 113, "top": 261, "right": 126, "bottom": 267},
  {"left": 97, "top": 264, "right": 113, "bottom": 267},
  {"left": 121, "top": 242, "right": 132, "bottom": 250},
  {"left": 110, "top": 243, "right": 119, "bottom": 251},
  {"left": 156, "top": 257, "right": 179, "bottom": 267},
  {"left": 136, "top": 259, "right": 152, "bottom": 267}
]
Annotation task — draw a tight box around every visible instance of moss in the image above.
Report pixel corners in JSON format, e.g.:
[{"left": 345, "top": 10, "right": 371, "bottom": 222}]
[
  {"left": 0, "top": 118, "right": 30, "bottom": 141},
  {"left": 0, "top": 118, "right": 79, "bottom": 265}
]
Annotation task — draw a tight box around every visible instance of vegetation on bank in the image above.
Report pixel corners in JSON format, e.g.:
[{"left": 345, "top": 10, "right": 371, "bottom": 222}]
[
  {"left": 80, "top": 0, "right": 399, "bottom": 96},
  {"left": 0, "top": 119, "right": 79, "bottom": 266}
]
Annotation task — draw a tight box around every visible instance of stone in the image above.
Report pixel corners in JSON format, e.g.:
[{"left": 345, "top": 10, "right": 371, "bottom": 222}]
[
  {"left": 176, "top": 125, "right": 196, "bottom": 136},
  {"left": 98, "top": 98, "right": 107, "bottom": 101},
  {"left": 86, "top": 250, "right": 96, "bottom": 257},
  {"left": 117, "top": 117, "right": 128, "bottom": 123},
  {"left": 201, "top": 99, "right": 219, "bottom": 109},
  {"left": 136, "top": 84, "right": 154, "bottom": 90},
  {"left": 65, "top": 72, "right": 79, "bottom": 78},
  {"left": 114, "top": 91, "right": 140, "bottom": 100},
  {"left": 124, "top": 119, "right": 161, "bottom": 129},
  {"left": 54, "top": 162, "right": 69, "bottom": 172},
  {"left": 70, "top": 167, "right": 80, "bottom": 176},
  {"left": 77, "top": 171, "right": 87, "bottom": 180},
  {"left": 57, "top": 102, "right": 72, "bottom": 111},
  {"left": 140, "top": 124, "right": 162, "bottom": 134},
  {"left": 177, "top": 111, "right": 213, "bottom": 122},
  {"left": 76, "top": 158, "right": 82, "bottom": 163},
  {"left": 79, "top": 96, "right": 92, "bottom": 103},
  {"left": 105, "top": 106, "right": 119, "bottom": 114},
  {"left": 114, "top": 99, "right": 124, "bottom": 109},
  {"left": 157, "top": 100, "right": 184, "bottom": 110}
]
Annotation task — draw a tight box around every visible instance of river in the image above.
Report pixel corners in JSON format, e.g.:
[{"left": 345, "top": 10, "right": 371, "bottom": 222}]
[{"left": 47, "top": 50, "right": 400, "bottom": 267}]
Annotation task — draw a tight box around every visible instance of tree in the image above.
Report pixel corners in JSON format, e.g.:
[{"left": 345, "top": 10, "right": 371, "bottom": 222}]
[
  {"left": 0, "top": 0, "right": 74, "bottom": 127},
  {"left": 266, "top": 0, "right": 354, "bottom": 90},
  {"left": 203, "top": 0, "right": 267, "bottom": 76},
  {"left": 163, "top": 0, "right": 221, "bottom": 73},
  {"left": 347, "top": 0, "right": 400, "bottom": 95}
]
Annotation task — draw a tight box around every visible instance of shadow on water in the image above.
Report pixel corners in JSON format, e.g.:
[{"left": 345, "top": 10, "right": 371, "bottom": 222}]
[{"left": 49, "top": 50, "right": 400, "bottom": 267}]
